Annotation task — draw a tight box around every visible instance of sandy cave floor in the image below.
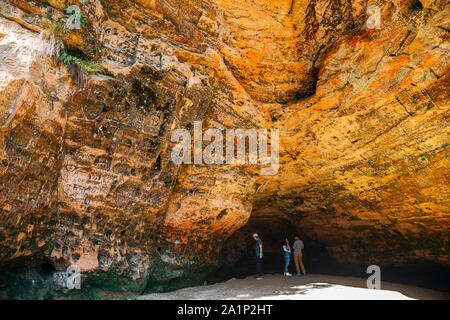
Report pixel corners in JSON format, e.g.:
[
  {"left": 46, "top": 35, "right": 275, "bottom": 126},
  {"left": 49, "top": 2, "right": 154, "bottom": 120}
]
[{"left": 136, "top": 274, "right": 450, "bottom": 300}]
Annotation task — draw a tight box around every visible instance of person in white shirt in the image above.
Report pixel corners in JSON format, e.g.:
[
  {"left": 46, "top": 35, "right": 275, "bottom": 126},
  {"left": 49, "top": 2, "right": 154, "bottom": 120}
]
[
  {"left": 292, "top": 236, "right": 306, "bottom": 275},
  {"left": 282, "top": 237, "right": 292, "bottom": 276}
]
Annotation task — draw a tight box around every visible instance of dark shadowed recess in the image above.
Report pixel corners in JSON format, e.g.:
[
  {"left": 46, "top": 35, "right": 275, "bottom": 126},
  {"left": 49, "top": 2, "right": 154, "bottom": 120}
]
[{"left": 207, "top": 224, "right": 450, "bottom": 293}]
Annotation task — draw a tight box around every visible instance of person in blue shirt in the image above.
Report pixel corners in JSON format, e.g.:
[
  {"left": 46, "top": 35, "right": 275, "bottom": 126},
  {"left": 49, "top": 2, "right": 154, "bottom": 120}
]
[
  {"left": 282, "top": 237, "right": 292, "bottom": 276},
  {"left": 253, "top": 233, "right": 263, "bottom": 280}
]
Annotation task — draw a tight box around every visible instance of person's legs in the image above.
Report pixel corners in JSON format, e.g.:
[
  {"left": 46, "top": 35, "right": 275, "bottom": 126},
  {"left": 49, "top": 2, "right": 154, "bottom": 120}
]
[
  {"left": 299, "top": 254, "right": 306, "bottom": 275},
  {"left": 283, "top": 253, "right": 290, "bottom": 274},
  {"left": 287, "top": 253, "right": 291, "bottom": 274},
  {"left": 293, "top": 253, "right": 301, "bottom": 274},
  {"left": 256, "top": 257, "right": 263, "bottom": 277}
]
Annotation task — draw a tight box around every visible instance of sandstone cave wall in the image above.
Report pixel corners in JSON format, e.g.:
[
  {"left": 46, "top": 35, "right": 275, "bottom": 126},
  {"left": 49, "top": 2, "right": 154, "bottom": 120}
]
[{"left": 0, "top": 0, "right": 448, "bottom": 295}]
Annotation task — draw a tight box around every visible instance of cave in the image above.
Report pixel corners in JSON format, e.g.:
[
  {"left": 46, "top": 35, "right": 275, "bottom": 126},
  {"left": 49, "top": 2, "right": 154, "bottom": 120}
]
[
  {"left": 216, "top": 207, "right": 320, "bottom": 278},
  {"left": 211, "top": 205, "right": 450, "bottom": 293},
  {"left": 0, "top": 0, "right": 449, "bottom": 300}
]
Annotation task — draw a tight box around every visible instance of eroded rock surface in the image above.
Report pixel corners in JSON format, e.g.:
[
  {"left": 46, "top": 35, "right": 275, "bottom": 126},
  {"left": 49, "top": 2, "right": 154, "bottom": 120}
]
[{"left": 0, "top": 0, "right": 448, "bottom": 297}]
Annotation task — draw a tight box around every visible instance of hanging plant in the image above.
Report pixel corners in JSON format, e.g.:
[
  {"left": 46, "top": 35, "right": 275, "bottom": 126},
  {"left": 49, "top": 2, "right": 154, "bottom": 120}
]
[{"left": 60, "top": 52, "right": 102, "bottom": 74}]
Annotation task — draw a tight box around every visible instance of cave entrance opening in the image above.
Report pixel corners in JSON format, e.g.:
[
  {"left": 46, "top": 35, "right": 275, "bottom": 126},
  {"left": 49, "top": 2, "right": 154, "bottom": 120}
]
[
  {"left": 206, "top": 207, "right": 450, "bottom": 293},
  {"left": 207, "top": 207, "right": 333, "bottom": 283}
]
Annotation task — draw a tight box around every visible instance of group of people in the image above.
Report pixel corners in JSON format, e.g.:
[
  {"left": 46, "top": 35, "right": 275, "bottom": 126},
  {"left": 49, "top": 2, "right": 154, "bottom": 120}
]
[{"left": 253, "top": 233, "right": 307, "bottom": 280}]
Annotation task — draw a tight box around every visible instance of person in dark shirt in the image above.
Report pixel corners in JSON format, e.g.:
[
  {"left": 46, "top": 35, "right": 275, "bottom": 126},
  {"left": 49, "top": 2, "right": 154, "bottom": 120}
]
[{"left": 253, "top": 233, "right": 263, "bottom": 280}]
